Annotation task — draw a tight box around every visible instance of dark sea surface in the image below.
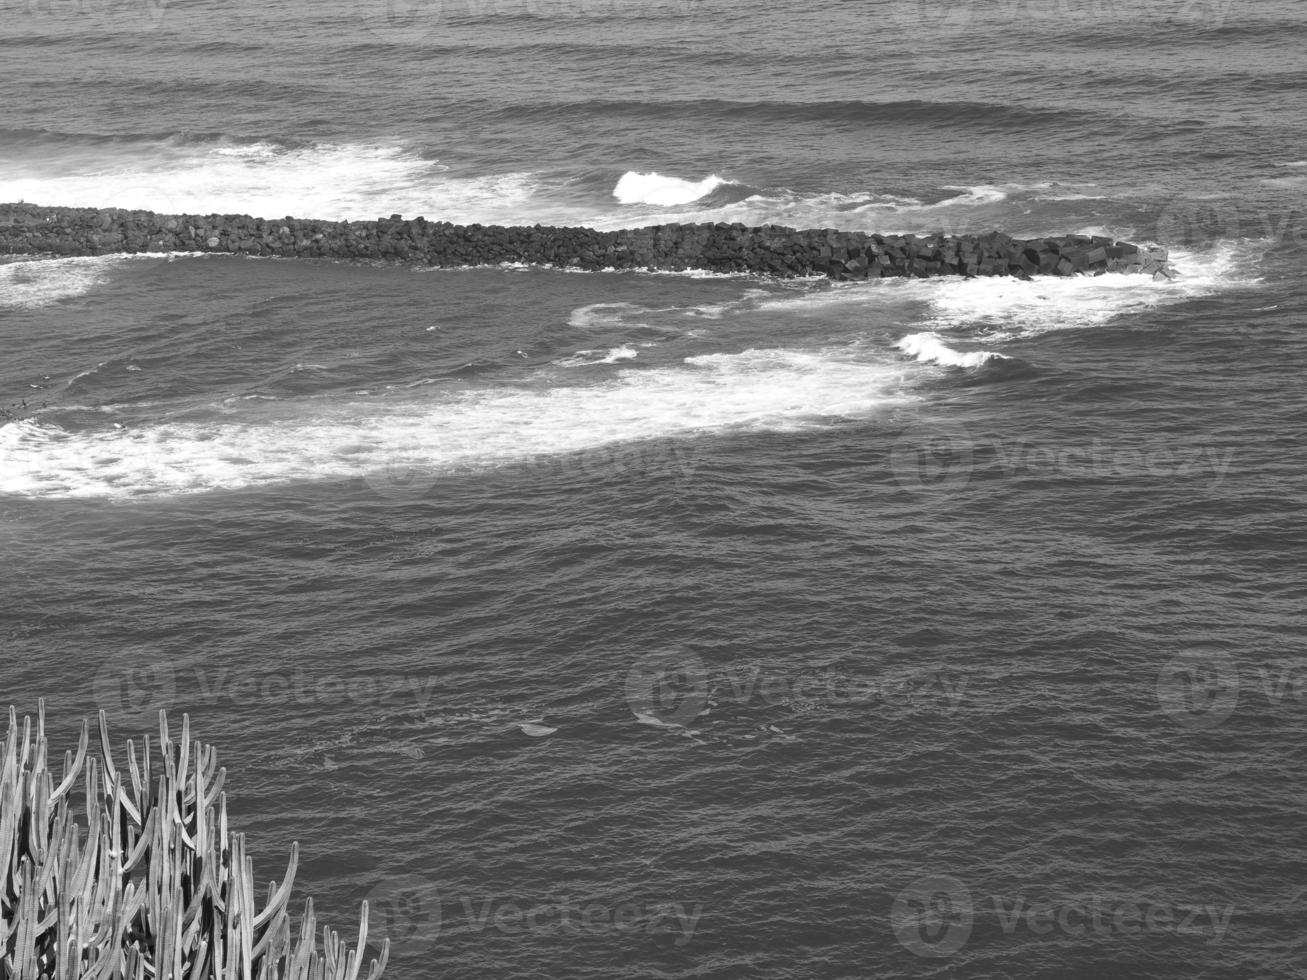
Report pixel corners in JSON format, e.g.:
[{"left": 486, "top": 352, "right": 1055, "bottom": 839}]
[{"left": 2, "top": 0, "right": 1307, "bottom": 976}]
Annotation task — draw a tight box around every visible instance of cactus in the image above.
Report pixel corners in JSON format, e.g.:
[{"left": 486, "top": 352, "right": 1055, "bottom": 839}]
[{"left": 0, "top": 701, "right": 388, "bottom": 979}]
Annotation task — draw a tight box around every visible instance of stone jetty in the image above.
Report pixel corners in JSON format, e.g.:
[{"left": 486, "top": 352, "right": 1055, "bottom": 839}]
[{"left": 0, "top": 203, "right": 1175, "bottom": 280}]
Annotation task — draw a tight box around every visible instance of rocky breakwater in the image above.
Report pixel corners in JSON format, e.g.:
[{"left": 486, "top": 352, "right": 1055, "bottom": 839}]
[{"left": 0, "top": 203, "right": 1176, "bottom": 280}]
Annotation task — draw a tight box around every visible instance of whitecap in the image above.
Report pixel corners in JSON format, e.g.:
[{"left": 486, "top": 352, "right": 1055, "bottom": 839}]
[
  {"left": 917, "top": 241, "right": 1262, "bottom": 339},
  {"left": 0, "top": 341, "right": 915, "bottom": 499},
  {"left": 613, "top": 170, "right": 728, "bottom": 207},
  {"left": 567, "top": 302, "right": 647, "bottom": 328},
  {"left": 554, "top": 345, "right": 640, "bottom": 367},
  {"left": 897, "top": 332, "right": 1008, "bottom": 368},
  {"left": 0, "top": 139, "right": 539, "bottom": 224},
  {"left": 0, "top": 256, "right": 118, "bottom": 310}
]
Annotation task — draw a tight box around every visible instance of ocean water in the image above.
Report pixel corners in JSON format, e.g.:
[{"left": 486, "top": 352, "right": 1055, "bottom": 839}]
[{"left": 3, "top": 0, "right": 1307, "bottom": 976}]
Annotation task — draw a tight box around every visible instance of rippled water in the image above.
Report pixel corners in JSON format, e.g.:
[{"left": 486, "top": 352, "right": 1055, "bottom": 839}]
[{"left": 2, "top": 0, "right": 1306, "bottom": 976}]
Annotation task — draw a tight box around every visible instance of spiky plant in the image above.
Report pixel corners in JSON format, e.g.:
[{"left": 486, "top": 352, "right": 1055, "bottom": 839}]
[{"left": 0, "top": 702, "right": 388, "bottom": 979}]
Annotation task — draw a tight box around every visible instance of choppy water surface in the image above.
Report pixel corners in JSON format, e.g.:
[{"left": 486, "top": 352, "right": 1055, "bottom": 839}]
[{"left": 2, "top": 1, "right": 1307, "bottom": 976}]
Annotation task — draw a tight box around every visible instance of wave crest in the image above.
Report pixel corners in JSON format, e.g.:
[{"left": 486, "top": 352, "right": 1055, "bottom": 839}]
[
  {"left": 613, "top": 171, "right": 732, "bottom": 207},
  {"left": 897, "top": 332, "right": 1008, "bottom": 368}
]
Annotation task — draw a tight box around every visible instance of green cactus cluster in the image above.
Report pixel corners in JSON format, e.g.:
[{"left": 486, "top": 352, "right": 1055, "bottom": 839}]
[{"left": 0, "top": 702, "right": 388, "bottom": 979}]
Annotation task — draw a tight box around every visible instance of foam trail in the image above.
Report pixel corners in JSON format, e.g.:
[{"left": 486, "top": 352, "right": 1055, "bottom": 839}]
[
  {"left": 0, "top": 256, "right": 118, "bottom": 309},
  {"left": 911, "top": 242, "right": 1260, "bottom": 340},
  {"left": 613, "top": 171, "right": 728, "bottom": 207},
  {"left": 589, "top": 179, "right": 1106, "bottom": 234},
  {"left": 568, "top": 302, "right": 650, "bottom": 329},
  {"left": 897, "top": 333, "right": 1008, "bottom": 368},
  {"left": 518, "top": 722, "right": 557, "bottom": 737},
  {"left": 1, "top": 140, "right": 539, "bottom": 224},
  {"left": 0, "top": 346, "right": 913, "bottom": 500},
  {"left": 938, "top": 184, "right": 1010, "bottom": 205},
  {"left": 554, "top": 345, "right": 641, "bottom": 367}
]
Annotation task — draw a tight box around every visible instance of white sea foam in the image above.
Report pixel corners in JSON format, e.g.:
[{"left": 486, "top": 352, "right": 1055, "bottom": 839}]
[
  {"left": 2, "top": 140, "right": 540, "bottom": 224},
  {"left": 518, "top": 722, "right": 557, "bottom": 737},
  {"left": 633, "top": 711, "right": 696, "bottom": 731},
  {"left": 554, "top": 345, "right": 640, "bottom": 366},
  {"left": 938, "top": 184, "right": 1011, "bottom": 206},
  {"left": 588, "top": 179, "right": 1108, "bottom": 236},
  {"left": 896, "top": 332, "right": 1008, "bottom": 368},
  {"left": 0, "top": 136, "right": 1112, "bottom": 234},
  {"left": 567, "top": 302, "right": 650, "bottom": 329},
  {"left": 0, "top": 345, "right": 912, "bottom": 499},
  {"left": 613, "top": 171, "right": 728, "bottom": 207},
  {"left": 916, "top": 242, "right": 1259, "bottom": 339},
  {"left": 746, "top": 242, "right": 1258, "bottom": 342},
  {"left": 742, "top": 240, "right": 1258, "bottom": 346},
  {"left": 0, "top": 256, "right": 122, "bottom": 309}
]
